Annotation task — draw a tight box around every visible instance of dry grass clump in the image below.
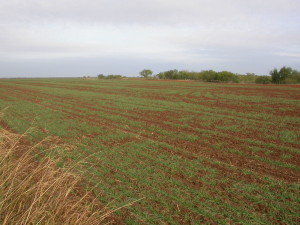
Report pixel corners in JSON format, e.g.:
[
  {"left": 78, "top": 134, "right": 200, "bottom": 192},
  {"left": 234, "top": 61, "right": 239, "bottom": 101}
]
[{"left": 0, "top": 127, "right": 112, "bottom": 225}]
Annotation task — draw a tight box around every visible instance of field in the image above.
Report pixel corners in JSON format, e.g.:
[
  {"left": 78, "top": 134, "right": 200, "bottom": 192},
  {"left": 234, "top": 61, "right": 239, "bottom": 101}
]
[{"left": 0, "top": 78, "right": 299, "bottom": 224}]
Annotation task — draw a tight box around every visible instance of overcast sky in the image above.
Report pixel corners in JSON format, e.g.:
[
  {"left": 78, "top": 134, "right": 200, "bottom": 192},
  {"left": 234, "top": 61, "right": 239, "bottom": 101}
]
[{"left": 0, "top": 0, "right": 299, "bottom": 77}]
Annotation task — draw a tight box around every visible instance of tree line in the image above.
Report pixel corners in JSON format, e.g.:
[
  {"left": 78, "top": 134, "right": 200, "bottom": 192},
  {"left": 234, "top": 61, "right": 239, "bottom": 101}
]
[
  {"left": 138, "top": 67, "right": 300, "bottom": 84},
  {"left": 97, "top": 74, "right": 124, "bottom": 79},
  {"left": 96, "top": 67, "right": 300, "bottom": 84}
]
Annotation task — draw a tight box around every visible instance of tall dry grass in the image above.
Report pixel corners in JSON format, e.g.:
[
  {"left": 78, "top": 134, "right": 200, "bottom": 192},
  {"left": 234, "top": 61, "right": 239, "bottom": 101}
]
[{"left": 0, "top": 127, "right": 112, "bottom": 225}]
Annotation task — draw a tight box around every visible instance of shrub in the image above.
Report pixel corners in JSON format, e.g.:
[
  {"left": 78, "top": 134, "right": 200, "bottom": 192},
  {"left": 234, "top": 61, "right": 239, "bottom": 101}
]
[
  {"left": 238, "top": 73, "right": 257, "bottom": 83},
  {"left": 156, "top": 69, "right": 237, "bottom": 83},
  {"left": 286, "top": 70, "right": 300, "bottom": 84},
  {"left": 202, "top": 70, "right": 238, "bottom": 83},
  {"left": 255, "top": 76, "right": 271, "bottom": 84},
  {"left": 106, "top": 75, "right": 122, "bottom": 79},
  {"left": 216, "top": 71, "right": 238, "bottom": 83}
]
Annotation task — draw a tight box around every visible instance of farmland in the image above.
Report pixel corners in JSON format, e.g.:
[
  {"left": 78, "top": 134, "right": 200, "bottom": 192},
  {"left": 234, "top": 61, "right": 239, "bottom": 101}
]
[{"left": 0, "top": 78, "right": 299, "bottom": 224}]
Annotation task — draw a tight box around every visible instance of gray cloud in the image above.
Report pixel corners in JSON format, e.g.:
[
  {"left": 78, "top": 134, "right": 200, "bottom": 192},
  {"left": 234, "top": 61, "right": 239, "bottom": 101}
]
[
  {"left": 2, "top": 0, "right": 299, "bottom": 25},
  {"left": 0, "top": 0, "right": 299, "bottom": 77}
]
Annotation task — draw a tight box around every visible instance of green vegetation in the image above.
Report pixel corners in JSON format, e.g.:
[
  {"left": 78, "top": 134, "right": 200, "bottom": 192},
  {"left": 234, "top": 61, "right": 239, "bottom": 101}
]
[
  {"left": 98, "top": 74, "right": 123, "bottom": 79},
  {"left": 270, "top": 66, "right": 300, "bottom": 84},
  {"left": 0, "top": 126, "right": 113, "bottom": 224},
  {"left": 238, "top": 73, "right": 257, "bottom": 83},
  {"left": 139, "top": 69, "right": 153, "bottom": 78},
  {"left": 255, "top": 75, "right": 272, "bottom": 84},
  {"left": 135, "top": 66, "right": 300, "bottom": 84},
  {"left": 0, "top": 78, "right": 299, "bottom": 224},
  {"left": 156, "top": 69, "right": 239, "bottom": 83},
  {"left": 95, "top": 66, "right": 300, "bottom": 84}
]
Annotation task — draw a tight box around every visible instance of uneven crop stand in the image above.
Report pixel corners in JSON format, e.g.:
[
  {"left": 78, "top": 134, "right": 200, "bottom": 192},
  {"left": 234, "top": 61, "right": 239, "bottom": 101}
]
[{"left": 0, "top": 79, "right": 299, "bottom": 224}]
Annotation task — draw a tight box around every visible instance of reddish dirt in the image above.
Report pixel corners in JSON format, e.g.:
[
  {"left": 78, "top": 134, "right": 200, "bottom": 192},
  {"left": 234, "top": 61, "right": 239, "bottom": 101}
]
[
  {"left": 2, "top": 82, "right": 299, "bottom": 183},
  {"left": 1, "top": 80, "right": 299, "bottom": 224},
  {"left": 0, "top": 118, "right": 124, "bottom": 224}
]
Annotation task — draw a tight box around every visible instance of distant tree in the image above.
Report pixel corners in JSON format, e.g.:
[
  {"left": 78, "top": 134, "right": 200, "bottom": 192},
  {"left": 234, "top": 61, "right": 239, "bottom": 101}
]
[
  {"left": 163, "top": 69, "right": 179, "bottom": 79},
  {"left": 155, "top": 69, "right": 239, "bottom": 82},
  {"left": 270, "top": 66, "right": 293, "bottom": 84},
  {"left": 156, "top": 72, "right": 165, "bottom": 79},
  {"left": 279, "top": 66, "right": 293, "bottom": 83},
  {"left": 255, "top": 76, "right": 271, "bottom": 84},
  {"left": 201, "top": 70, "right": 217, "bottom": 82},
  {"left": 216, "top": 71, "right": 238, "bottom": 82},
  {"left": 177, "top": 70, "right": 199, "bottom": 80},
  {"left": 238, "top": 73, "right": 257, "bottom": 83},
  {"left": 139, "top": 69, "right": 153, "bottom": 78},
  {"left": 106, "top": 75, "right": 122, "bottom": 79},
  {"left": 98, "top": 74, "right": 105, "bottom": 79},
  {"left": 201, "top": 70, "right": 238, "bottom": 83},
  {"left": 270, "top": 68, "right": 279, "bottom": 84},
  {"left": 291, "top": 70, "right": 300, "bottom": 83}
]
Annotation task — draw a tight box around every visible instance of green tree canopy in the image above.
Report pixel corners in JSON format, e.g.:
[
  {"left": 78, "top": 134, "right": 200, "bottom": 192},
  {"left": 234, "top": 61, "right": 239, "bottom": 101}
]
[
  {"left": 97, "top": 74, "right": 105, "bottom": 79},
  {"left": 255, "top": 76, "right": 271, "bottom": 84},
  {"left": 270, "top": 66, "right": 293, "bottom": 84},
  {"left": 139, "top": 69, "right": 153, "bottom": 78}
]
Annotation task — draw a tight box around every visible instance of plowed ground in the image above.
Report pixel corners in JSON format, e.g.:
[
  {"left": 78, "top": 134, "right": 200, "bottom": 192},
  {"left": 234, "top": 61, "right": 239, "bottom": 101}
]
[{"left": 0, "top": 78, "right": 299, "bottom": 224}]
